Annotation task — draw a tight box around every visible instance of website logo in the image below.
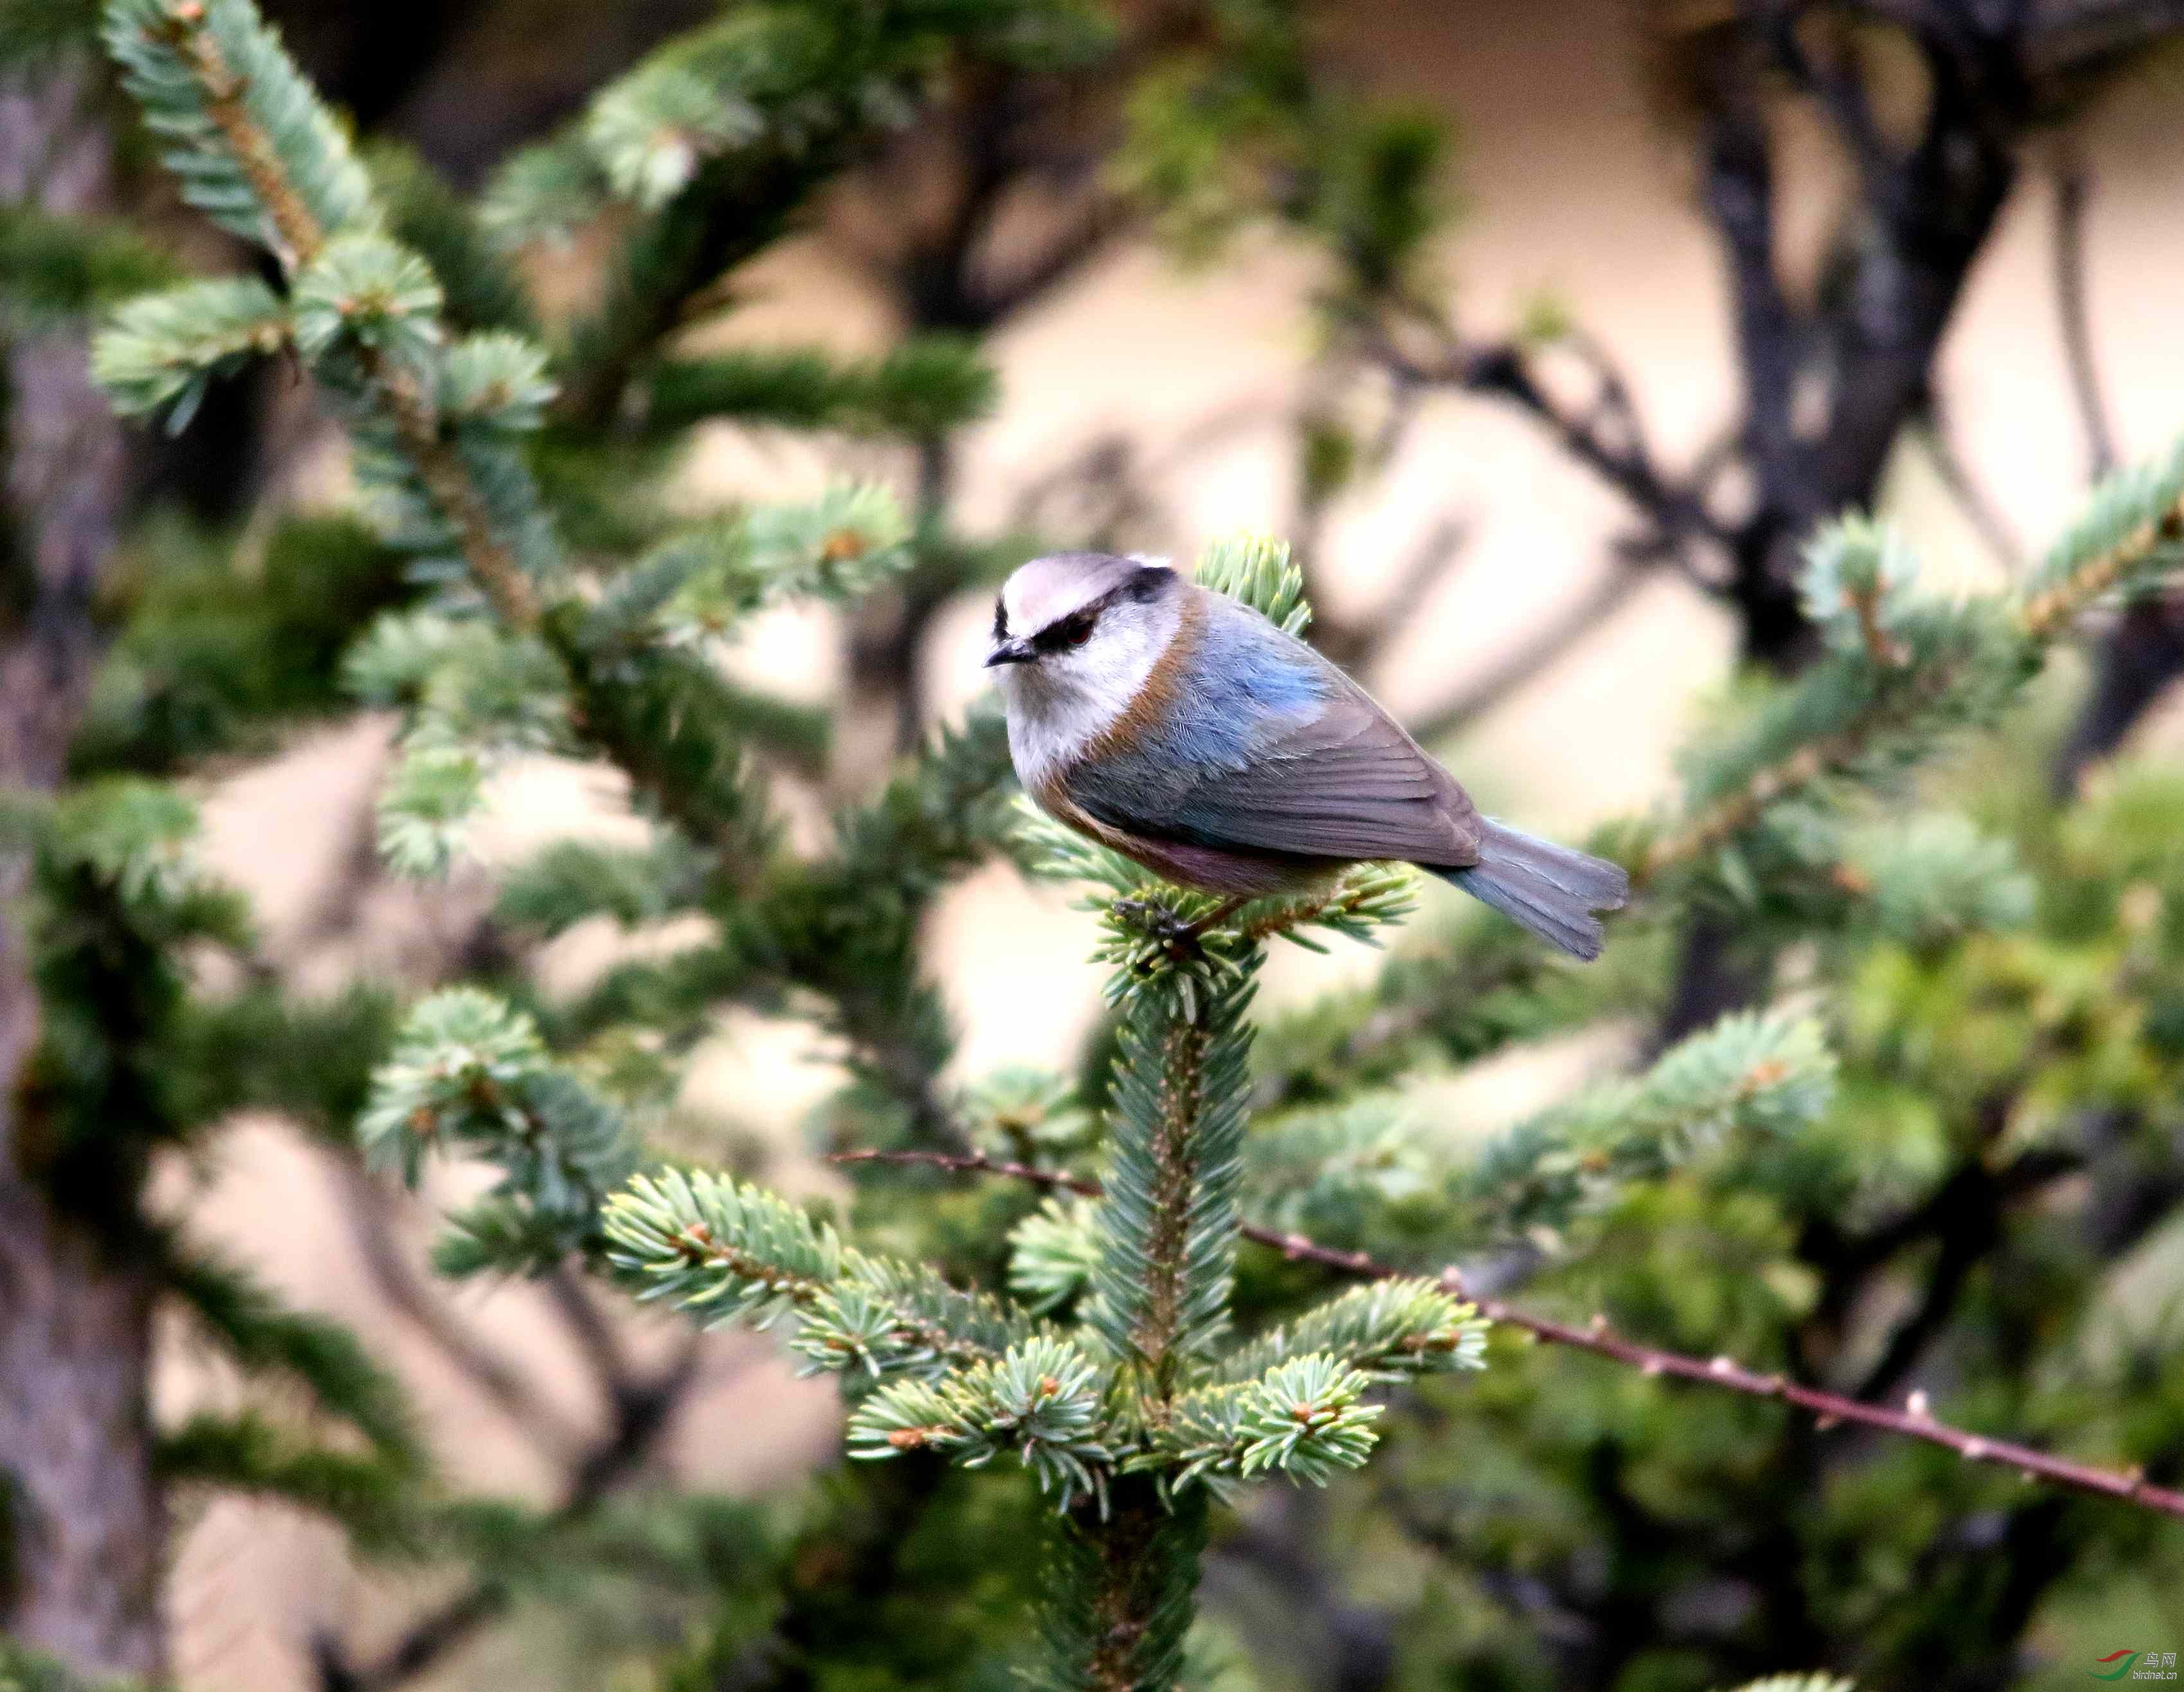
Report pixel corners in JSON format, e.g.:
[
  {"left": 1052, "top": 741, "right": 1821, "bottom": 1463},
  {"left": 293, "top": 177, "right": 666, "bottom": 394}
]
[{"left": 2094, "top": 1650, "right": 2180, "bottom": 1682}]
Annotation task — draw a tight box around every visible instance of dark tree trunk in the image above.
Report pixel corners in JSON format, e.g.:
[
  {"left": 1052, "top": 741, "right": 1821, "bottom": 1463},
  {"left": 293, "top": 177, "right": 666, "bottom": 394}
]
[
  {"left": 0, "top": 76, "right": 163, "bottom": 1680},
  {"left": 1659, "top": 13, "right": 2020, "bottom": 1041},
  {"left": 0, "top": 1183, "right": 163, "bottom": 1679}
]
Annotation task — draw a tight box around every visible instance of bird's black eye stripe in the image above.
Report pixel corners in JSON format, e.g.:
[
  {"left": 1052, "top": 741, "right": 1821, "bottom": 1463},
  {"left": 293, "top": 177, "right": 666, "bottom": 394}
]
[
  {"left": 992, "top": 597, "right": 1009, "bottom": 641},
  {"left": 1034, "top": 608, "right": 1099, "bottom": 653}
]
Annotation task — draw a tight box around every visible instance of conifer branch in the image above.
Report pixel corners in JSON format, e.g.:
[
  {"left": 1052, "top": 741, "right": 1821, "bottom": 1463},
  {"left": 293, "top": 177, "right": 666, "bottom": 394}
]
[
  {"left": 1457, "top": 1011, "right": 1833, "bottom": 1246},
  {"left": 2018, "top": 434, "right": 2184, "bottom": 639},
  {"left": 379, "top": 380, "right": 542, "bottom": 630},
  {"left": 1210, "top": 1278, "right": 1489, "bottom": 1386},
  {"left": 1044, "top": 1482, "right": 1208, "bottom": 1692},
  {"left": 837, "top": 1149, "right": 2184, "bottom": 1521},
  {"left": 1136, "top": 1355, "right": 1386, "bottom": 1490},
  {"left": 155, "top": 1410, "right": 421, "bottom": 1556},
  {"left": 1642, "top": 441, "right": 2184, "bottom": 886},
  {"left": 0, "top": 202, "right": 177, "bottom": 324},
  {"left": 603, "top": 1168, "right": 1033, "bottom": 1377},
  {"left": 642, "top": 338, "right": 999, "bottom": 441},
  {"left": 90, "top": 275, "right": 286, "bottom": 427},
  {"left": 845, "top": 1334, "right": 1113, "bottom": 1506},
  {"left": 1084, "top": 966, "right": 1256, "bottom": 1388},
  {"left": 358, "top": 990, "right": 638, "bottom": 1273},
  {"left": 105, "top": 0, "right": 543, "bottom": 627},
  {"left": 164, "top": 1251, "right": 424, "bottom": 1472}
]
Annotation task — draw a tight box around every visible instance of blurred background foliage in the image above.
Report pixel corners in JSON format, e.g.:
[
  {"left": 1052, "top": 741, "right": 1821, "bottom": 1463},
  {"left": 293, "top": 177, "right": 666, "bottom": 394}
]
[{"left": 5, "top": 2, "right": 2184, "bottom": 1691}]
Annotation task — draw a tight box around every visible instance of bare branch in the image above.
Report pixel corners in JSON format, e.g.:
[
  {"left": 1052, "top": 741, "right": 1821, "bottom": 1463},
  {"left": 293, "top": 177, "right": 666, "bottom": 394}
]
[
  {"left": 976, "top": 199, "right": 1131, "bottom": 324},
  {"left": 329, "top": 1157, "right": 589, "bottom": 1465},
  {"left": 2051, "top": 146, "right": 2119, "bottom": 480},
  {"left": 1378, "top": 516, "right": 1472, "bottom": 615},
  {"left": 1770, "top": 6, "right": 1897, "bottom": 185},
  {"left": 543, "top": 1266, "right": 642, "bottom": 1407},
  {"left": 2027, "top": 1, "right": 2184, "bottom": 84},
  {"left": 1369, "top": 328, "right": 1729, "bottom": 563},
  {"left": 1914, "top": 408, "right": 2026, "bottom": 574},
  {"left": 162, "top": 8, "right": 539, "bottom": 627},
  {"left": 1310, "top": 516, "right": 1474, "bottom": 674},
  {"left": 2051, "top": 597, "right": 2184, "bottom": 794},
  {"left": 317, "top": 1341, "right": 705, "bottom": 1692},
  {"left": 1404, "top": 555, "right": 1653, "bottom": 746},
  {"left": 836, "top": 1148, "right": 2184, "bottom": 1522}
]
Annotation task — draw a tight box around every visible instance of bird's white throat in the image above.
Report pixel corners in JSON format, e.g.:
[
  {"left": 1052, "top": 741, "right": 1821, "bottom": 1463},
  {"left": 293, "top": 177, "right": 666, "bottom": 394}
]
[{"left": 994, "top": 590, "right": 1186, "bottom": 786}]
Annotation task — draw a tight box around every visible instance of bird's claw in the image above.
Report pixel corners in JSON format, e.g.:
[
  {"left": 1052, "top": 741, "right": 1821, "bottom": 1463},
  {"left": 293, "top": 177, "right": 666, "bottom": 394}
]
[{"left": 1112, "top": 895, "right": 1246, "bottom": 967}]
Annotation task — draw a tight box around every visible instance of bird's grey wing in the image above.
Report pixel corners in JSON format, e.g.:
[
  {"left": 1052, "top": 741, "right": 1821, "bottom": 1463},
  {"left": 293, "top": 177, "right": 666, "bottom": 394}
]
[{"left": 1068, "top": 682, "right": 1483, "bottom": 868}]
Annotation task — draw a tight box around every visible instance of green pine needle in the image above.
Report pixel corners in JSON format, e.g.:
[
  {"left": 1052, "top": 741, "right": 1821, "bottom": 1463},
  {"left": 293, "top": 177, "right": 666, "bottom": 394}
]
[
  {"left": 1216, "top": 1278, "right": 1488, "bottom": 1386},
  {"left": 1461, "top": 1010, "right": 1835, "bottom": 1249},
  {"left": 91, "top": 275, "right": 286, "bottom": 430},
  {"left": 1139, "top": 1353, "right": 1384, "bottom": 1491},
  {"left": 846, "top": 1334, "right": 1116, "bottom": 1507},
  {"left": 1193, "top": 531, "right": 1311, "bottom": 635}
]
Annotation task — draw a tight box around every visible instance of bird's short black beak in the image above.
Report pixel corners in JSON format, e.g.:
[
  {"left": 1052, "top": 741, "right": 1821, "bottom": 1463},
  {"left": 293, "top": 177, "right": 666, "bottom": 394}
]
[{"left": 985, "top": 639, "right": 1035, "bottom": 668}]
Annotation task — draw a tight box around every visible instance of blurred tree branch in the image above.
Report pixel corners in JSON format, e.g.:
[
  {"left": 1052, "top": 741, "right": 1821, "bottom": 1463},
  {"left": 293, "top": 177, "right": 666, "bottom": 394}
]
[
  {"left": 314, "top": 1335, "right": 706, "bottom": 1692},
  {"left": 832, "top": 7, "right": 1209, "bottom": 755},
  {"left": 2050, "top": 142, "right": 2118, "bottom": 482}
]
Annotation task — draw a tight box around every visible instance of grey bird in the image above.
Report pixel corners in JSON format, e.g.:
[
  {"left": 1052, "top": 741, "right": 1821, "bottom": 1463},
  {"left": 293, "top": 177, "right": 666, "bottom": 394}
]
[{"left": 985, "top": 551, "right": 1629, "bottom": 960}]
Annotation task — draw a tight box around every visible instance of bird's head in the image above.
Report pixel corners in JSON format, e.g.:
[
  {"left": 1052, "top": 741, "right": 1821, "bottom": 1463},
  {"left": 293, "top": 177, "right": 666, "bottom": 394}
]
[{"left": 987, "top": 552, "right": 1183, "bottom": 725}]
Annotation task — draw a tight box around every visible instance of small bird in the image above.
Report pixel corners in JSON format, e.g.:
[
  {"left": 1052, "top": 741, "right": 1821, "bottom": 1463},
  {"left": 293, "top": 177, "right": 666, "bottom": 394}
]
[{"left": 987, "top": 552, "right": 1629, "bottom": 960}]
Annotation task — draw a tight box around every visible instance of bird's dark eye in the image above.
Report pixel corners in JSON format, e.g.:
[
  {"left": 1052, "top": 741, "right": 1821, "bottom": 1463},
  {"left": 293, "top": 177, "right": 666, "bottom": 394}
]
[{"left": 1032, "top": 608, "right": 1100, "bottom": 656}]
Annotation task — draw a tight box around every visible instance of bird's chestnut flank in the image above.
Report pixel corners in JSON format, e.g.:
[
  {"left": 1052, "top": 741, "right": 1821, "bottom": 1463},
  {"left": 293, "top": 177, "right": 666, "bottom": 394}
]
[{"left": 987, "top": 552, "right": 1628, "bottom": 960}]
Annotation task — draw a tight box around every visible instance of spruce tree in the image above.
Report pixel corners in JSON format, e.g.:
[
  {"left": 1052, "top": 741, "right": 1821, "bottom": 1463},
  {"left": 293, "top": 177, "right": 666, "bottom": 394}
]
[{"left": 2, "top": 1, "right": 2180, "bottom": 1688}]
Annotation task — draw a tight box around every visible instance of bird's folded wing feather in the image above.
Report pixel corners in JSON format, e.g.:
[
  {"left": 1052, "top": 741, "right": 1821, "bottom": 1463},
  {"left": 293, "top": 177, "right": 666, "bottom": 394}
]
[{"left": 1066, "top": 684, "right": 1482, "bottom": 867}]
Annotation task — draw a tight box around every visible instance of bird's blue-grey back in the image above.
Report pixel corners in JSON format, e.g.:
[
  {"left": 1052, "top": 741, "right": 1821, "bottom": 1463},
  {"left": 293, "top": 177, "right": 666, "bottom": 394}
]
[{"left": 1061, "top": 589, "right": 1484, "bottom": 867}]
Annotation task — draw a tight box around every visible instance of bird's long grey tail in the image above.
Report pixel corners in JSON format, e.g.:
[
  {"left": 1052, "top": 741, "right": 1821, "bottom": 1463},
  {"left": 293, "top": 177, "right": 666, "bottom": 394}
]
[{"left": 1437, "top": 819, "right": 1630, "bottom": 961}]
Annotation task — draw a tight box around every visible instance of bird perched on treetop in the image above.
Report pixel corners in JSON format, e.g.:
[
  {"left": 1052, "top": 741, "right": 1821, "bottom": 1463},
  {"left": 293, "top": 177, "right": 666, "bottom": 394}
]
[{"left": 987, "top": 551, "right": 1629, "bottom": 960}]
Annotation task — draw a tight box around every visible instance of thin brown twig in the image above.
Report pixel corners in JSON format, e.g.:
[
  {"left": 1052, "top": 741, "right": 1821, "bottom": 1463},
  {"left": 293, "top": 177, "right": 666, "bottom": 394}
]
[
  {"left": 1367, "top": 324, "right": 1730, "bottom": 563},
  {"left": 832, "top": 1146, "right": 1102, "bottom": 1197},
  {"left": 1375, "top": 516, "right": 1471, "bottom": 622},
  {"left": 829, "top": 1149, "right": 2184, "bottom": 1521}
]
